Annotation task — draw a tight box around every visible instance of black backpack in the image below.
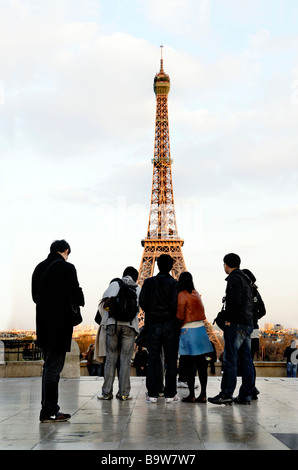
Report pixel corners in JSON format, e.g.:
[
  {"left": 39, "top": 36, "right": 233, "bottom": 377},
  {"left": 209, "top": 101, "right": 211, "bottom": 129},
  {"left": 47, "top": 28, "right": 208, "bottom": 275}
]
[{"left": 104, "top": 279, "right": 138, "bottom": 323}]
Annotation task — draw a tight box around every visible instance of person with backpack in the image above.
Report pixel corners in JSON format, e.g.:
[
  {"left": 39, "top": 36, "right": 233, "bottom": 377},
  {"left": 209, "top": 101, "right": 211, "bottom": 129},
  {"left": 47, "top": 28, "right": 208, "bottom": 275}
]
[
  {"left": 242, "top": 269, "right": 266, "bottom": 398},
  {"left": 208, "top": 253, "right": 255, "bottom": 406},
  {"left": 97, "top": 266, "right": 140, "bottom": 401},
  {"left": 139, "top": 254, "right": 180, "bottom": 403}
]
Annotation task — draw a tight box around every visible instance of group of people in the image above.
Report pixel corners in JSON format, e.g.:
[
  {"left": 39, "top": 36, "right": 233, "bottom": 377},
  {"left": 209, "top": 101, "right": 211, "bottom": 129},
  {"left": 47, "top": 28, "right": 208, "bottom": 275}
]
[{"left": 31, "top": 239, "right": 266, "bottom": 422}]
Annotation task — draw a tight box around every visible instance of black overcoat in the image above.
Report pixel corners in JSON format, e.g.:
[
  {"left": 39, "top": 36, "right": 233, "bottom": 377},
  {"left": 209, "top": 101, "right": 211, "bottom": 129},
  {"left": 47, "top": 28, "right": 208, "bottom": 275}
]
[{"left": 32, "top": 252, "right": 85, "bottom": 352}]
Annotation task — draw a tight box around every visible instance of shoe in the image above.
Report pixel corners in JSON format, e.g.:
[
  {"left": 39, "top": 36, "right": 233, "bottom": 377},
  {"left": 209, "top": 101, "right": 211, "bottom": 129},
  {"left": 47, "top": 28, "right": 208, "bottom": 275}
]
[
  {"left": 233, "top": 396, "right": 251, "bottom": 405},
  {"left": 208, "top": 393, "right": 233, "bottom": 405},
  {"left": 146, "top": 394, "right": 157, "bottom": 403},
  {"left": 252, "top": 387, "right": 260, "bottom": 400},
  {"left": 165, "top": 395, "right": 180, "bottom": 403},
  {"left": 177, "top": 381, "right": 198, "bottom": 389},
  {"left": 195, "top": 396, "right": 207, "bottom": 403},
  {"left": 116, "top": 392, "right": 121, "bottom": 399},
  {"left": 97, "top": 393, "right": 113, "bottom": 400},
  {"left": 120, "top": 395, "right": 132, "bottom": 401},
  {"left": 182, "top": 395, "right": 196, "bottom": 403},
  {"left": 177, "top": 381, "right": 188, "bottom": 388},
  {"left": 40, "top": 412, "right": 71, "bottom": 423}
]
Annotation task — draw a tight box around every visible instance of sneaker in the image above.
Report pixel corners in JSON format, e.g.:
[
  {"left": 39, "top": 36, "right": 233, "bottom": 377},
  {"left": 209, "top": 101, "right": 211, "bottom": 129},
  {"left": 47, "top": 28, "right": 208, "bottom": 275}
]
[
  {"left": 120, "top": 395, "right": 132, "bottom": 401},
  {"left": 165, "top": 395, "right": 180, "bottom": 403},
  {"left": 97, "top": 393, "right": 113, "bottom": 400},
  {"left": 146, "top": 393, "right": 157, "bottom": 403},
  {"left": 233, "top": 396, "right": 251, "bottom": 405},
  {"left": 40, "top": 412, "right": 71, "bottom": 423},
  {"left": 177, "top": 381, "right": 188, "bottom": 388},
  {"left": 208, "top": 393, "right": 233, "bottom": 405}
]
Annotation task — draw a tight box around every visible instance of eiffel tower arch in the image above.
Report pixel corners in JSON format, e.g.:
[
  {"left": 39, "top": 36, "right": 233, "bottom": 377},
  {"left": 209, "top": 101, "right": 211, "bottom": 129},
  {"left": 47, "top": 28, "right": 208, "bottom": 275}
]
[{"left": 137, "top": 47, "right": 223, "bottom": 355}]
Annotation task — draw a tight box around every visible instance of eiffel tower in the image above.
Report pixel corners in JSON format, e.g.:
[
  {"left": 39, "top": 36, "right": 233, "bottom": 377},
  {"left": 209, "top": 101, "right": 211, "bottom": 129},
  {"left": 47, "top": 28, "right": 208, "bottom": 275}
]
[
  {"left": 137, "top": 47, "right": 223, "bottom": 354},
  {"left": 138, "top": 46, "right": 186, "bottom": 290}
]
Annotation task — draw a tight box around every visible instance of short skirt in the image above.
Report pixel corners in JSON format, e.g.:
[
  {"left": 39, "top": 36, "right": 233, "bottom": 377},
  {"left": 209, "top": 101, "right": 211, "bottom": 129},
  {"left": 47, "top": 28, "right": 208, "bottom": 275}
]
[{"left": 179, "top": 321, "right": 213, "bottom": 356}]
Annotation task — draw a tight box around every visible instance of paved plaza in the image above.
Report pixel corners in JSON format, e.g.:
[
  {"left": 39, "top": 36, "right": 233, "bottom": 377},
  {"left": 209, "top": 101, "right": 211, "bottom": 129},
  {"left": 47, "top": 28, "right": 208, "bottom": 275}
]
[{"left": 0, "top": 376, "right": 298, "bottom": 452}]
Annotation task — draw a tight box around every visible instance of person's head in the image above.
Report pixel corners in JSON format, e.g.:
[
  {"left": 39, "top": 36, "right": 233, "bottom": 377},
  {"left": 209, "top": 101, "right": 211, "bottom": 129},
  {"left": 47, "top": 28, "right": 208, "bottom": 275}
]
[
  {"left": 223, "top": 253, "right": 240, "bottom": 274},
  {"left": 178, "top": 271, "right": 195, "bottom": 293},
  {"left": 123, "top": 266, "right": 139, "bottom": 282},
  {"left": 242, "top": 269, "right": 256, "bottom": 284},
  {"left": 157, "top": 254, "right": 173, "bottom": 274},
  {"left": 50, "top": 239, "right": 71, "bottom": 260}
]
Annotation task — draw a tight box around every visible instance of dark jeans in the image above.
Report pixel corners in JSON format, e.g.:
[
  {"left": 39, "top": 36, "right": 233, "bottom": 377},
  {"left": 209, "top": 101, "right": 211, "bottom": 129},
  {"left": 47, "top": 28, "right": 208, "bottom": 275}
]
[
  {"left": 146, "top": 321, "right": 179, "bottom": 398},
  {"left": 221, "top": 324, "right": 254, "bottom": 400},
  {"left": 41, "top": 348, "right": 66, "bottom": 418}
]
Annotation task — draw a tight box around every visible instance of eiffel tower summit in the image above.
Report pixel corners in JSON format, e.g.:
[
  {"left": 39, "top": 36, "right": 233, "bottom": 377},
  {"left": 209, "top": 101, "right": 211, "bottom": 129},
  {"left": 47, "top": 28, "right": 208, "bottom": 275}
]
[{"left": 138, "top": 46, "right": 187, "bottom": 288}]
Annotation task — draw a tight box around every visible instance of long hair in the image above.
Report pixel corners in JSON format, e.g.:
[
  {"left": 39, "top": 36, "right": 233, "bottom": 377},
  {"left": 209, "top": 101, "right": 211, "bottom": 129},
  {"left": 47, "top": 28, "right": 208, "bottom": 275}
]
[{"left": 178, "top": 271, "right": 195, "bottom": 293}]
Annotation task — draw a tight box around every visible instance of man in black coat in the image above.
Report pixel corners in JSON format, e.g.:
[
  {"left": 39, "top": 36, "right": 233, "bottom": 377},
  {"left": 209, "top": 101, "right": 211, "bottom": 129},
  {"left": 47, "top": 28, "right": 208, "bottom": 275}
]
[
  {"left": 139, "top": 254, "right": 179, "bottom": 403},
  {"left": 32, "top": 239, "right": 85, "bottom": 422},
  {"left": 208, "top": 253, "right": 254, "bottom": 406}
]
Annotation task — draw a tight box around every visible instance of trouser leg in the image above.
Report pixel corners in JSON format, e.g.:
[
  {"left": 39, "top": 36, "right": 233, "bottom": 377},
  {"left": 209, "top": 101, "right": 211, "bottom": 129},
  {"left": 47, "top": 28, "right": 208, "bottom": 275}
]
[
  {"left": 102, "top": 325, "right": 119, "bottom": 395},
  {"left": 118, "top": 326, "right": 136, "bottom": 396},
  {"left": 41, "top": 348, "right": 66, "bottom": 417}
]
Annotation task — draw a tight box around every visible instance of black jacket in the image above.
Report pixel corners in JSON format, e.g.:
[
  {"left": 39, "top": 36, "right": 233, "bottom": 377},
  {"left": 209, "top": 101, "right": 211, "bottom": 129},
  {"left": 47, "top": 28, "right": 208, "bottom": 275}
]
[
  {"left": 224, "top": 269, "right": 254, "bottom": 326},
  {"left": 32, "top": 252, "right": 85, "bottom": 352},
  {"left": 139, "top": 273, "right": 178, "bottom": 326}
]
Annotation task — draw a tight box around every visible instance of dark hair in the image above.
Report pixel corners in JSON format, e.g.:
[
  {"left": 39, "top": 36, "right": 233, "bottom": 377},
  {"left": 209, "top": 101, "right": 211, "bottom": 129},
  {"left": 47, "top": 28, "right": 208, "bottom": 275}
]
[
  {"left": 50, "top": 239, "right": 71, "bottom": 254},
  {"left": 157, "top": 254, "right": 173, "bottom": 273},
  {"left": 223, "top": 253, "right": 240, "bottom": 268},
  {"left": 178, "top": 271, "right": 195, "bottom": 293},
  {"left": 123, "top": 266, "right": 139, "bottom": 282}
]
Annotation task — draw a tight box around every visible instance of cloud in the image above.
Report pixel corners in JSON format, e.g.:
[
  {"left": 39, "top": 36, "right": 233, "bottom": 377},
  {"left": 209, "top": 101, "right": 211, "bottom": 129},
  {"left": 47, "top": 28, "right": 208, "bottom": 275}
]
[
  {"left": 1, "top": 0, "right": 298, "bottom": 330},
  {"left": 139, "top": 0, "right": 211, "bottom": 38}
]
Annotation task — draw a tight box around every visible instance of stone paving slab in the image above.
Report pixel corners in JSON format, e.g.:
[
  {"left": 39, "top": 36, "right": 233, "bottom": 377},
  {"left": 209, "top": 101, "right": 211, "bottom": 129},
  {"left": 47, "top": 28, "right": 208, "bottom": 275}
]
[{"left": 0, "top": 376, "right": 297, "bottom": 454}]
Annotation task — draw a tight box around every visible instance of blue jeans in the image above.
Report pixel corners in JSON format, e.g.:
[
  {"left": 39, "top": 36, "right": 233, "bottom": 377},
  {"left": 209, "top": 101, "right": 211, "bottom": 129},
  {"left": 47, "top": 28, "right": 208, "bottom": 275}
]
[
  {"left": 287, "top": 362, "right": 297, "bottom": 378},
  {"left": 221, "top": 324, "right": 254, "bottom": 400},
  {"left": 41, "top": 348, "right": 66, "bottom": 418},
  {"left": 146, "top": 321, "right": 179, "bottom": 398},
  {"left": 102, "top": 324, "right": 136, "bottom": 396}
]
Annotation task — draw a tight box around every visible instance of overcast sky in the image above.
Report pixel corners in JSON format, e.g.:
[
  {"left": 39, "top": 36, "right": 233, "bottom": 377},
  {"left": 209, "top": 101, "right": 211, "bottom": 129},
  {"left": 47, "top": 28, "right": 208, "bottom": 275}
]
[{"left": 1, "top": 0, "right": 298, "bottom": 331}]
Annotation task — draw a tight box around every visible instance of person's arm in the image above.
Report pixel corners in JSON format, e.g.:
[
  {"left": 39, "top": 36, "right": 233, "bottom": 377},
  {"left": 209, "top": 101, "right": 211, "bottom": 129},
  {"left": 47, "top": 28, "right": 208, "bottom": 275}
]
[
  {"left": 225, "top": 275, "right": 243, "bottom": 317},
  {"left": 176, "top": 292, "right": 186, "bottom": 324},
  {"left": 139, "top": 279, "right": 150, "bottom": 312},
  {"left": 65, "top": 263, "right": 85, "bottom": 307}
]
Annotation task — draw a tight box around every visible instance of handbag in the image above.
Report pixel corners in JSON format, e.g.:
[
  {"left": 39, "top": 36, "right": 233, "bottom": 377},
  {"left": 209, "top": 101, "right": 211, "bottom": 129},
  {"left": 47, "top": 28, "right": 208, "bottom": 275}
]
[
  {"left": 213, "top": 297, "right": 226, "bottom": 331},
  {"left": 94, "top": 309, "right": 101, "bottom": 325},
  {"left": 71, "top": 304, "right": 83, "bottom": 326}
]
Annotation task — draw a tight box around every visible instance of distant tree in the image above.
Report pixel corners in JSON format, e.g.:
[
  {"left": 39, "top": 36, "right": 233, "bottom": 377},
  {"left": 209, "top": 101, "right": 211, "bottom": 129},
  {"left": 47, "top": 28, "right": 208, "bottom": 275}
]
[
  {"left": 259, "top": 334, "right": 297, "bottom": 361},
  {"left": 75, "top": 334, "right": 95, "bottom": 357}
]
